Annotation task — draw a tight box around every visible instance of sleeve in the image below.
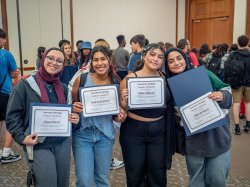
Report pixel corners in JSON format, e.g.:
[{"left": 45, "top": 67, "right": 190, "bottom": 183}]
[
  {"left": 218, "top": 89, "right": 232, "bottom": 109},
  {"left": 5, "top": 51, "right": 17, "bottom": 72},
  {"left": 189, "top": 52, "right": 200, "bottom": 67},
  {"left": 207, "top": 70, "right": 232, "bottom": 109},
  {"left": 125, "top": 51, "right": 130, "bottom": 63},
  {"left": 128, "top": 55, "right": 137, "bottom": 71},
  {"left": 5, "top": 82, "right": 27, "bottom": 145}
]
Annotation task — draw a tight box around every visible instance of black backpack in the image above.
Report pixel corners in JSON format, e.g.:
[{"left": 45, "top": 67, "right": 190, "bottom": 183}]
[
  {"left": 224, "top": 52, "right": 245, "bottom": 89},
  {"left": 207, "top": 55, "right": 222, "bottom": 76}
]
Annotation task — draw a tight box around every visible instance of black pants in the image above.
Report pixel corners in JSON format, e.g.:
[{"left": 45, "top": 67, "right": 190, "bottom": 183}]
[
  {"left": 0, "top": 92, "right": 9, "bottom": 121},
  {"left": 120, "top": 116, "right": 167, "bottom": 187}
]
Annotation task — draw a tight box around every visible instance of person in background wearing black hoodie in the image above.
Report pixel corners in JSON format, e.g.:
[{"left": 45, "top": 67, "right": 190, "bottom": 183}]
[{"left": 230, "top": 35, "right": 250, "bottom": 135}]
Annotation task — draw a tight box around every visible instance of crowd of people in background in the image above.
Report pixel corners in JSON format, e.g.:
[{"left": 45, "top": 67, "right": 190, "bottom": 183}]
[{"left": 1, "top": 26, "right": 250, "bottom": 187}]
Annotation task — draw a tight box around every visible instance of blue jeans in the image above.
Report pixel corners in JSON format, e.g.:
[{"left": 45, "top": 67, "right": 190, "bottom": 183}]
[
  {"left": 185, "top": 150, "right": 231, "bottom": 187},
  {"left": 72, "top": 126, "right": 114, "bottom": 187}
]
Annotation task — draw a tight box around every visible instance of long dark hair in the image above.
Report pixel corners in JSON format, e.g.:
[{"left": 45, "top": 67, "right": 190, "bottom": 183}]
[
  {"left": 37, "top": 46, "right": 46, "bottom": 59},
  {"left": 133, "top": 43, "right": 165, "bottom": 72},
  {"left": 90, "top": 46, "right": 118, "bottom": 82},
  {"left": 79, "top": 50, "right": 91, "bottom": 68}
]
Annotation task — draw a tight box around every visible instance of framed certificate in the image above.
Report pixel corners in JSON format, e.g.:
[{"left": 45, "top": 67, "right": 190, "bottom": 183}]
[
  {"left": 29, "top": 103, "right": 72, "bottom": 137},
  {"left": 126, "top": 77, "right": 166, "bottom": 109},
  {"left": 80, "top": 85, "right": 120, "bottom": 117},
  {"left": 180, "top": 92, "right": 226, "bottom": 134}
]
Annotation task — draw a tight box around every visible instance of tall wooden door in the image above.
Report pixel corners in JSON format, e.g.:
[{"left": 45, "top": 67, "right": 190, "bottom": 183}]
[{"left": 189, "top": 0, "right": 234, "bottom": 49}]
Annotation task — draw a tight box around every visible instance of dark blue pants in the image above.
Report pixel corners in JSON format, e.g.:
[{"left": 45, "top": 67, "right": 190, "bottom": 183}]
[{"left": 120, "top": 117, "right": 166, "bottom": 187}]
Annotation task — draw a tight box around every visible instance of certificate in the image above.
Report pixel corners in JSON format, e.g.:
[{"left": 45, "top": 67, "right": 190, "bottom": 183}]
[
  {"left": 167, "top": 66, "right": 227, "bottom": 135},
  {"left": 30, "top": 103, "right": 72, "bottom": 137},
  {"left": 127, "top": 77, "right": 166, "bottom": 109},
  {"left": 80, "top": 85, "right": 120, "bottom": 117},
  {"left": 180, "top": 92, "right": 226, "bottom": 134}
]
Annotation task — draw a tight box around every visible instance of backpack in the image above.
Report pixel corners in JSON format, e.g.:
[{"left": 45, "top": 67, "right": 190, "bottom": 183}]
[
  {"left": 224, "top": 52, "right": 245, "bottom": 89},
  {"left": 207, "top": 55, "right": 222, "bottom": 76}
]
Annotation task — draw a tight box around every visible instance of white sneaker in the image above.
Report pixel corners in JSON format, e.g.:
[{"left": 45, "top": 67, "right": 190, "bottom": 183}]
[{"left": 110, "top": 157, "right": 124, "bottom": 170}]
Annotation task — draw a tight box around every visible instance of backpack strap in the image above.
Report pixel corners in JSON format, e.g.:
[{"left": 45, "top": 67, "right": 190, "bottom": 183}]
[
  {"left": 25, "top": 76, "right": 41, "bottom": 96},
  {"left": 157, "top": 70, "right": 166, "bottom": 76},
  {"left": 79, "top": 72, "right": 88, "bottom": 87},
  {"left": 25, "top": 75, "right": 46, "bottom": 144}
]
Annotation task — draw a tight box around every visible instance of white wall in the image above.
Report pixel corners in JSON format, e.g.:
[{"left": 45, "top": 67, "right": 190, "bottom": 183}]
[
  {"left": 0, "top": 1, "right": 2, "bottom": 28},
  {"left": 62, "top": 0, "right": 71, "bottom": 42},
  {"left": 7, "top": 0, "right": 177, "bottom": 71},
  {"left": 6, "top": 0, "right": 247, "bottom": 72},
  {"left": 6, "top": 0, "right": 70, "bottom": 73},
  {"left": 73, "top": 0, "right": 176, "bottom": 51},
  {"left": 6, "top": 0, "right": 20, "bottom": 64},
  {"left": 233, "top": 0, "right": 247, "bottom": 43},
  {"left": 177, "top": 0, "right": 185, "bottom": 43}
]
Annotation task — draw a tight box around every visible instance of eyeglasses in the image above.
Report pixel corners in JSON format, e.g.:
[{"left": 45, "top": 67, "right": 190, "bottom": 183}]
[{"left": 46, "top": 56, "right": 64, "bottom": 64}]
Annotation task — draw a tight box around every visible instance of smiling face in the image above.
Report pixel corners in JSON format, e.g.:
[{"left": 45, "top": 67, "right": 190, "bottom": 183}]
[
  {"left": 44, "top": 50, "right": 64, "bottom": 75},
  {"left": 92, "top": 51, "right": 110, "bottom": 76},
  {"left": 63, "top": 44, "right": 72, "bottom": 57},
  {"left": 167, "top": 51, "right": 187, "bottom": 74},
  {"left": 143, "top": 48, "right": 164, "bottom": 70}
]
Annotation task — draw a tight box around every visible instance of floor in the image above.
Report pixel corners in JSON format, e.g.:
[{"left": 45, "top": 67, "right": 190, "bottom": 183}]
[{"left": 0, "top": 115, "right": 249, "bottom": 187}]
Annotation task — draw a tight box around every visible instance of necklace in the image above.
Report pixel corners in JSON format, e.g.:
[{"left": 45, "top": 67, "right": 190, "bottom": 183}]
[{"left": 43, "top": 82, "right": 54, "bottom": 93}]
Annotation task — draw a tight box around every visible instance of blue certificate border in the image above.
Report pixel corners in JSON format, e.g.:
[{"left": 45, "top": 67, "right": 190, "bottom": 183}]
[
  {"left": 79, "top": 84, "right": 120, "bottom": 117},
  {"left": 29, "top": 103, "right": 72, "bottom": 136},
  {"left": 126, "top": 76, "right": 166, "bottom": 110}
]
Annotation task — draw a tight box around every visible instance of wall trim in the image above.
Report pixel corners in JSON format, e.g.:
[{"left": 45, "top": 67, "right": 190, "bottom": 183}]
[
  {"left": 1, "top": 0, "right": 8, "bottom": 49},
  {"left": 184, "top": 0, "right": 191, "bottom": 39},
  {"left": 70, "top": 0, "right": 74, "bottom": 51},
  {"left": 176, "top": 0, "right": 178, "bottom": 45},
  {"left": 247, "top": 0, "right": 250, "bottom": 36}
]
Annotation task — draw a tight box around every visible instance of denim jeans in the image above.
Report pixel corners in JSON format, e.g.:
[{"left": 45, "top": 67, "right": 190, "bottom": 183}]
[
  {"left": 72, "top": 126, "right": 114, "bottom": 187},
  {"left": 185, "top": 150, "right": 231, "bottom": 187}
]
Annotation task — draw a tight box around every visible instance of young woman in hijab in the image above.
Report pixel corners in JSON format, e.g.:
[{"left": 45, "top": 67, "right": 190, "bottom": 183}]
[
  {"left": 6, "top": 47, "right": 80, "bottom": 187},
  {"left": 165, "top": 48, "right": 232, "bottom": 187}
]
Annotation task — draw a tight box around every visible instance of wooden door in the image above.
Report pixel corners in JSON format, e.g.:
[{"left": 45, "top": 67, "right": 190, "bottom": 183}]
[{"left": 189, "top": 0, "right": 234, "bottom": 49}]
